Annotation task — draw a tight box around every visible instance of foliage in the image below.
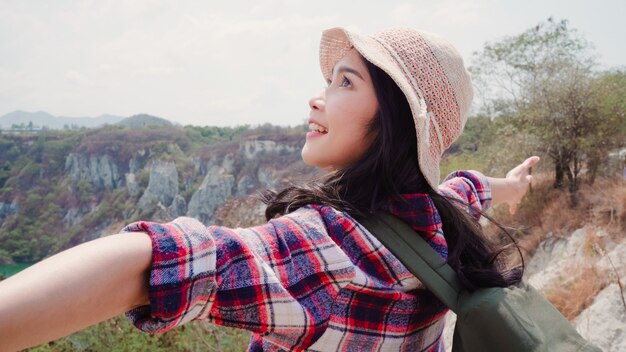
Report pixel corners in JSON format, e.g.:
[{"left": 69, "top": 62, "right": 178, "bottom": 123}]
[
  {"left": 184, "top": 125, "right": 250, "bottom": 148},
  {"left": 586, "top": 69, "right": 626, "bottom": 182},
  {"left": 0, "top": 248, "right": 13, "bottom": 264},
  {"left": 470, "top": 18, "right": 625, "bottom": 206},
  {"left": 0, "top": 123, "right": 305, "bottom": 264},
  {"left": 443, "top": 114, "right": 538, "bottom": 178},
  {"left": 471, "top": 17, "right": 593, "bottom": 111}
]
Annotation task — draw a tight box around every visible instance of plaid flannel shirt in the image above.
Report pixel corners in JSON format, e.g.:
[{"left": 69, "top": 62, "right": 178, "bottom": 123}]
[{"left": 123, "top": 170, "right": 491, "bottom": 351}]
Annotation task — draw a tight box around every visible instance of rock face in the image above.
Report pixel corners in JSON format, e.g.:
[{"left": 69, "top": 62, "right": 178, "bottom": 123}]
[
  {"left": 125, "top": 173, "right": 140, "bottom": 197},
  {"left": 0, "top": 201, "right": 17, "bottom": 225},
  {"left": 65, "top": 154, "right": 122, "bottom": 191},
  {"left": 128, "top": 149, "right": 148, "bottom": 173},
  {"left": 236, "top": 174, "right": 256, "bottom": 196},
  {"left": 187, "top": 162, "right": 235, "bottom": 224},
  {"left": 257, "top": 166, "right": 281, "bottom": 189},
  {"left": 125, "top": 139, "right": 301, "bottom": 224},
  {"left": 169, "top": 194, "right": 187, "bottom": 218},
  {"left": 526, "top": 228, "right": 589, "bottom": 290},
  {"left": 595, "top": 240, "right": 626, "bottom": 279},
  {"left": 242, "top": 139, "right": 297, "bottom": 160},
  {"left": 0, "top": 128, "right": 314, "bottom": 266},
  {"left": 137, "top": 160, "right": 179, "bottom": 211},
  {"left": 62, "top": 207, "right": 84, "bottom": 227},
  {"left": 575, "top": 240, "right": 626, "bottom": 352},
  {"left": 575, "top": 283, "right": 626, "bottom": 352},
  {"left": 182, "top": 139, "right": 304, "bottom": 224}
]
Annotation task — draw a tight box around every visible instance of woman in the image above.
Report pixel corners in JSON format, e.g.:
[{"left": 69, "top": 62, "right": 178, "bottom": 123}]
[{"left": 0, "top": 27, "right": 538, "bottom": 351}]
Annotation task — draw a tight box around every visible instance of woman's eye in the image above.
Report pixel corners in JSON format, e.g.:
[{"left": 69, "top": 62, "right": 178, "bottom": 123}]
[
  {"left": 326, "top": 76, "right": 351, "bottom": 88},
  {"left": 340, "top": 76, "right": 351, "bottom": 87}
]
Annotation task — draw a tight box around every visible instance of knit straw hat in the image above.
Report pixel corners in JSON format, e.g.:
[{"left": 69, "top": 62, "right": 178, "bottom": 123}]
[{"left": 319, "top": 27, "right": 473, "bottom": 190}]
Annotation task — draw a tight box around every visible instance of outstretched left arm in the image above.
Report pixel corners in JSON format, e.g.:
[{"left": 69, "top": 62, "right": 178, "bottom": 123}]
[{"left": 0, "top": 232, "right": 152, "bottom": 352}]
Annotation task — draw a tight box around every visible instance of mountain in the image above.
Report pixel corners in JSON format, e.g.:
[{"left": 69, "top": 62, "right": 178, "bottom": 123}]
[
  {"left": 0, "top": 123, "right": 308, "bottom": 263},
  {"left": 116, "top": 114, "right": 173, "bottom": 128},
  {"left": 0, "top": 111, "right": 126, "bottom": 129}
]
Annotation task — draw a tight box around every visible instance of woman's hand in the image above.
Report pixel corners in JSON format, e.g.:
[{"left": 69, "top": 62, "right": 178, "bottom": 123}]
[{"left": 488, "top": 156, "right": 540, "bottom": 214}]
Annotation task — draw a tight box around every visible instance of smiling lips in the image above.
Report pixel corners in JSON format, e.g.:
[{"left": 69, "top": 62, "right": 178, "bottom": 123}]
[{"left": 308, "top": 122, "right": 328, "bottom": 134}]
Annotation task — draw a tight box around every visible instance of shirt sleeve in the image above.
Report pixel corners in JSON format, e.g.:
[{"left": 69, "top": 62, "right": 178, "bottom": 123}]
[
  {"left": 438, "top": 170, "right": 492, "bottom": 220},
  {"left": 121, "top": 206, "right": 355, "bottom": 350}
]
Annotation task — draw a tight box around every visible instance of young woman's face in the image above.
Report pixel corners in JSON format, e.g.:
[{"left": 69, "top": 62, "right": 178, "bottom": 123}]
[{"left": 302, "top": 49, "right": 379, "bottom": 171}]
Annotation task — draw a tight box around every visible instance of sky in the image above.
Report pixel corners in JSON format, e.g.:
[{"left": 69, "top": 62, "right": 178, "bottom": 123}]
[{"left": 0, "top": 0, "right": 624, "bottom": 127}]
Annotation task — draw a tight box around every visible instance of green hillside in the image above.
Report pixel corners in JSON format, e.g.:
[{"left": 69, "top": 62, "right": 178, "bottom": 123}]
[{"left": 0, "top": 123, "right": 308, "bottom": 265}]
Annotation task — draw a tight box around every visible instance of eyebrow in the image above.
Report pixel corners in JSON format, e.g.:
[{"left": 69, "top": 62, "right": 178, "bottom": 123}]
[{"left": 331, "top": 65, "right": 365, "bottom": 81}]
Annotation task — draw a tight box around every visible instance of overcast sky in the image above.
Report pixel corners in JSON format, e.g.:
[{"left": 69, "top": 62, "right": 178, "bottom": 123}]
[{"left": 1, "top": 0, "right": 624, "bottom": 127}]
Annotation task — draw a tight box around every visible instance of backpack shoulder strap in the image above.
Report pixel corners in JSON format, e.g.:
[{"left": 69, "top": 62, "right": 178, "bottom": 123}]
[{"left": 357, "top": 212, "right": 463, "bottom": 312}]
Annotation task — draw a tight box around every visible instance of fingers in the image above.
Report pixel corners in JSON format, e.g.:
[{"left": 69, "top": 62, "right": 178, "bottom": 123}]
[
  {"left": 509, "top": 156, "right": 540, "bottom": 179},
  {"left": 523, "top": 156, "right": 540, "bottom": 169},
  {"left": 515, "top": 157, "right": 538, "bottom": 175}
]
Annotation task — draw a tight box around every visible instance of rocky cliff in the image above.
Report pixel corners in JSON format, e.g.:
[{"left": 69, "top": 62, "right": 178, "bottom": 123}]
[
  {"left": 65, "top": 154, "right": 124, "bottom": 192},
  {"left": 0, "top": 201, "right": 17, "bottom": 225},
  {"left": 531, "top": 230, "right": 626, "bottom": 352},
  {"left": 0, "top": 125, "right": 309, "bottom": 262}
]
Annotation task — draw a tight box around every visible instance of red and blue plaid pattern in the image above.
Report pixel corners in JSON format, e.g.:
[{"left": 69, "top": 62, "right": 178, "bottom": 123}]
[{"left": 123, "top": 171, "right": 491, "bottom": 351}]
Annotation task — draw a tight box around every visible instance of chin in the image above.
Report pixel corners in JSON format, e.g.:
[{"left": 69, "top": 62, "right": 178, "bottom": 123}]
[
  {"left": 301, "top": 147, "right": 318, "bottom": 167},
  {"left": 302, "top": 152, "right": 329, "bottom": 170},
  {"left": 302, "top": 157, "right": 323, "bottom": 169},
  {"left": 302, "top": 146, "right": 343, "bottom": 171},
  {"left": 301, "top": 149, "right": 312, "bottom": 166}
]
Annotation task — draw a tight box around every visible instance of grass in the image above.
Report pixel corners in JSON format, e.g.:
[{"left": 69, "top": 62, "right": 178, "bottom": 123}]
[
  {"left": 26, "top": 316, "right": 250, "bottom": 352},
  {"left": 543, "top": 265, "right": 608, "bottom": 320}
]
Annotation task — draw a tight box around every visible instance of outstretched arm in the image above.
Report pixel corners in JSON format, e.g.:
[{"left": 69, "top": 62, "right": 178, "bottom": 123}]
[
  {"left": 0, "top": 232, "right": 152, "bottom": 352},
  {"left": 487, "top": 156, "right": 540, "bottom": 214}
]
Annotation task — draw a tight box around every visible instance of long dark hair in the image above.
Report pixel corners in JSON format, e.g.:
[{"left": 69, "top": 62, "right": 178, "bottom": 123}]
[{"left": 262, "top": 59, "right": 522, "bottom": 290}]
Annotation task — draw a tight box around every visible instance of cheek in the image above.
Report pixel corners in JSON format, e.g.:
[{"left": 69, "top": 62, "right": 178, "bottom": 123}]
[
  {"left": 343, "top": 103, "right": 377, "bottom": 140},
  {"left": 331, "top": 94, "right": 378, "bottom": 129},
  {"left": 332, "top": 116, "right": 377, "bottom": 165},
  {"left": 344, "top": 90, "right": 378, "bottom": 126}
]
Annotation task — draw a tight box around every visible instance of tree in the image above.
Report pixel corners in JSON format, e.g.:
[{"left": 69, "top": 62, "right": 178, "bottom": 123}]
[
  {"left": 471, "top": 18, "right": 593, "bottom": 112},
  {"left": 471, "top": 18, "right": 624, "bottom": 205},
  {"left": 586, "top": 70, "right": 626, "bottom": 183}
]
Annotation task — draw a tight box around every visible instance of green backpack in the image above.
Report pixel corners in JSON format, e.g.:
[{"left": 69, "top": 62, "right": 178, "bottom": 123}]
[{"left": 358, "top": 213, "right": 602, "bottom": 352}]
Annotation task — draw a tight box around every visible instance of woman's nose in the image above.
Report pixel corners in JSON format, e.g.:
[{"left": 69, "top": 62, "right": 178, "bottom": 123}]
[{"left": 308, "top": 90, "right": 325, "bottom": 111}]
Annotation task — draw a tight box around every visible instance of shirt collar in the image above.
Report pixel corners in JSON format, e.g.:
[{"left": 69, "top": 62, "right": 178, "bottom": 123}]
[{"left": 388, "top": 194, "right": 442, "bottom": 233}]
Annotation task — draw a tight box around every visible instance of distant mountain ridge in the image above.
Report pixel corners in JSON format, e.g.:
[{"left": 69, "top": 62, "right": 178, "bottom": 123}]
[
  {"left": 0, "top": 111, "right": 173, "bottom": 130},
  {"left": 117, "top": 114, "right": 173, "bottom": 128},
  {"left": 0, "top": 124, "right": 307, "bottom": 265}
]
